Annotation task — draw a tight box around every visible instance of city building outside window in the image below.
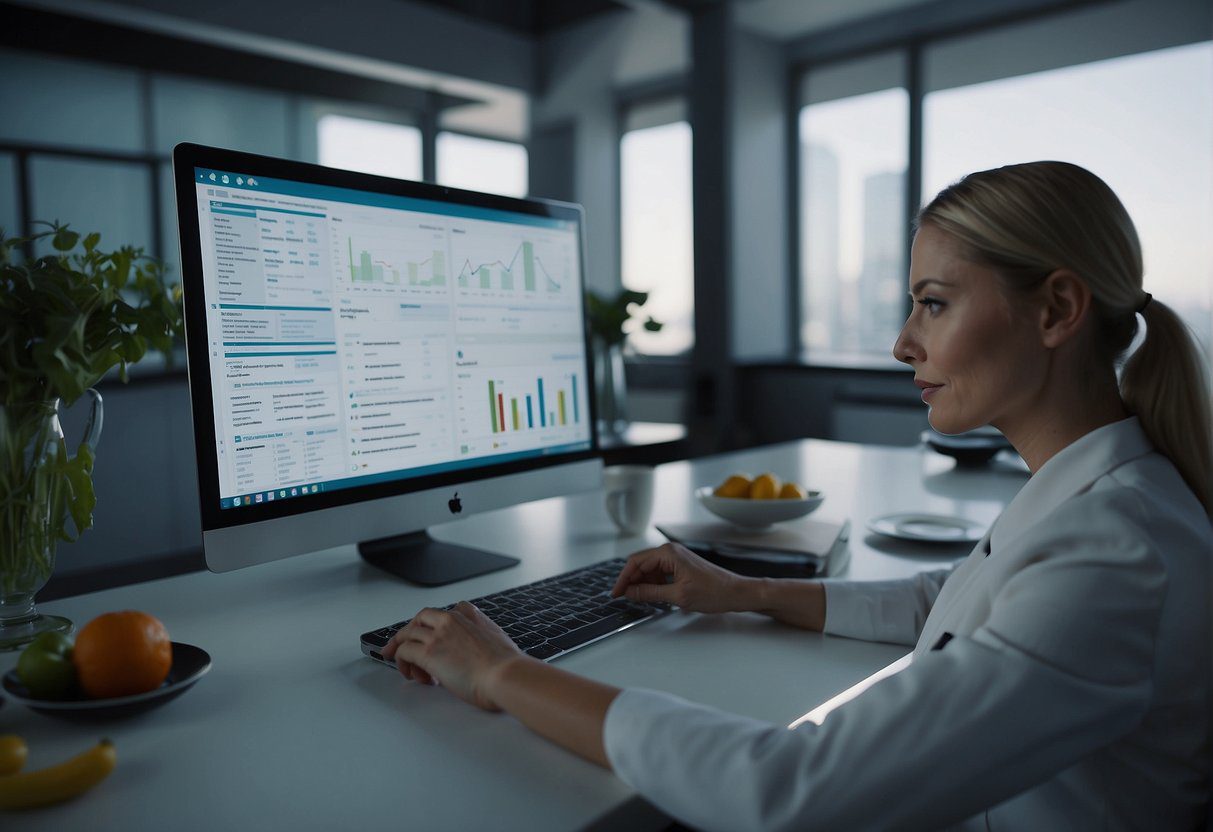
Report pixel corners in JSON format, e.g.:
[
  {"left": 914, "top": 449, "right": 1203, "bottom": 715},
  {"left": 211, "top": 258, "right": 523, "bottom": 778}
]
[{"left": 799, "top": 52, "right": 908, "bottom": 364}]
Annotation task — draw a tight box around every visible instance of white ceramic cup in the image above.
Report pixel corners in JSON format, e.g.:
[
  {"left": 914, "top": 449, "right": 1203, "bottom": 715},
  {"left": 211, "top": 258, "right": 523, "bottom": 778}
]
[{"left": 603, "top": 465, "right": 655, "bottom": 536}]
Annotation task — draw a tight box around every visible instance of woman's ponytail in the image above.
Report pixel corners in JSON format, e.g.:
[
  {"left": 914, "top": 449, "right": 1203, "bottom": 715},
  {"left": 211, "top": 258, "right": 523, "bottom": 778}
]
[{"left": 1120, "top": 299, "right": 1213, "bottom": 516}]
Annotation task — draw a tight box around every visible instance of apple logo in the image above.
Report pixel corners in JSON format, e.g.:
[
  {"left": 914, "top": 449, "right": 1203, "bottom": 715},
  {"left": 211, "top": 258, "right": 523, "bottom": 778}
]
[{"left": 448, "top": 492, "right": 463, "bottom": 514}]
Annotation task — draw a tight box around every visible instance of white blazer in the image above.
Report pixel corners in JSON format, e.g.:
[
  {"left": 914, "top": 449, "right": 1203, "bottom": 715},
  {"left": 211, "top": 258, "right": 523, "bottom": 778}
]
[{"left": 603, "top": 418, "right": 1211, "bottom": 831}]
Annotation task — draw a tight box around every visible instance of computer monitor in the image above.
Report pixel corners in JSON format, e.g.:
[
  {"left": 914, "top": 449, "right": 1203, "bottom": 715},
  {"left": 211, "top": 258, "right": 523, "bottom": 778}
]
[{"left": 173, "top": 143, "right": 600, "bottom": 585}]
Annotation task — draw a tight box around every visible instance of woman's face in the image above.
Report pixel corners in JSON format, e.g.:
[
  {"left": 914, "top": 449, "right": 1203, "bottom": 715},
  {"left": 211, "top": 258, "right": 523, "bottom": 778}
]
[{"left": 893, "top": 224, "right": 1046, "bottom": 435}]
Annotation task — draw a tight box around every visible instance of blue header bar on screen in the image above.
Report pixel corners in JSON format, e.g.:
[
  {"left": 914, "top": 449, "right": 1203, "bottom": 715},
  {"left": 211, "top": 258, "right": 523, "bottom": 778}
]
[{"left": 194, "top": 168, "right": 574, "bottom": 230}]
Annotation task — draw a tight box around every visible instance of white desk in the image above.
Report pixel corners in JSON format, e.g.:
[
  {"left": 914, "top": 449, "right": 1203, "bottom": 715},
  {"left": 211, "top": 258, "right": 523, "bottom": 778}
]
[{"left": 0, "top": 439, "right": 1027, "bottom": 831}]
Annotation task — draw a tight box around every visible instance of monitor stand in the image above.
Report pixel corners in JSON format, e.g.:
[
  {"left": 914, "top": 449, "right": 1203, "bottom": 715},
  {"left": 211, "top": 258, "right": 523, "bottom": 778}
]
[{"left": 358, "top": 530, "right": 519, "bottom": 586}]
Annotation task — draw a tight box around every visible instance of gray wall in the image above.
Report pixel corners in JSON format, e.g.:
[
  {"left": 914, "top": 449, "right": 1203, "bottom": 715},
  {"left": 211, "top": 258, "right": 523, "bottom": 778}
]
[{"left": 730, "top": 27, "right": 790, "bottom": 360}]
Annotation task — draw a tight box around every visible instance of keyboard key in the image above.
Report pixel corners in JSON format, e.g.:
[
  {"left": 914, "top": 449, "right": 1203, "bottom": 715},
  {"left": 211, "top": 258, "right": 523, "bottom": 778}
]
[
  {"left": 548, "top": 612, "right": 642, "bottom": 652},
  {"left": 526, "top": 643, "right": 560, "bottom": 660}
]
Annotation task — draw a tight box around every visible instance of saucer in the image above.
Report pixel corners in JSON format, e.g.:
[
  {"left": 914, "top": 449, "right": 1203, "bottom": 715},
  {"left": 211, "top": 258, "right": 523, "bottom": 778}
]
[
  {"left": 866, "top": 512, "right": 986, "bottom": 544},
  {"left": 2, "top": 642, "right": 211, "bottom": 721}
]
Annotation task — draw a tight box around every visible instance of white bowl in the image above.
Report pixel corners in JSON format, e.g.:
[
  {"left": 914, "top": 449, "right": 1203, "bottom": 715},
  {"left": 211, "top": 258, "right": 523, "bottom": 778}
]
[{"left": 695, "top": 486, "right": 825, "bottom": 529}]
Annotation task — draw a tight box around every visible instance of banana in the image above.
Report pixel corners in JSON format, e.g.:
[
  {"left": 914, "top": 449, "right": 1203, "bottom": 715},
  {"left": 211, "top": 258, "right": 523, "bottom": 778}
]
[
  {"left": 0, "top": 739, "right": 116, "bottom": 810},
  {"left": 0, "top": 736, "right": 27, "bottom": 776}
]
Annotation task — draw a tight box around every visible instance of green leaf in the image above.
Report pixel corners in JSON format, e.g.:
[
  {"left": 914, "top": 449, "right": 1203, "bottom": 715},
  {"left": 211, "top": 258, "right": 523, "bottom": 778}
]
[
  {"left": 60, "top": 442, "right": 97, "bottom": 537},
  {"left": 52, "top": 227, "right": 79, "bottom": 252},
  {"left": 620, "top": 289, "right": 648, "bottom": 308},
  {"left": 108, "top": 248, "right": 133, "bottom": 289},
  {"left": 2, "top": 221, "right": 182, "bottom": 544},
  {"left": 583, "top": 287, "right": 662, "bottom": 346}
]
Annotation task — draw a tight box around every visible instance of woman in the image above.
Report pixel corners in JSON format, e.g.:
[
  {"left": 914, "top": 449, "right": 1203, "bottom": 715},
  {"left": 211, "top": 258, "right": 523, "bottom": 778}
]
[{"left": 382, "top": 162, "right": 1213, "bottom": 830}]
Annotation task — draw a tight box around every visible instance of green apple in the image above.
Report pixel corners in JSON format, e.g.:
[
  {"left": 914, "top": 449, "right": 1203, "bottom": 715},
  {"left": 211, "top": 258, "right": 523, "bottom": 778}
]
[{"left": 16, "top": 631, "right": 77, "bottom": 699}]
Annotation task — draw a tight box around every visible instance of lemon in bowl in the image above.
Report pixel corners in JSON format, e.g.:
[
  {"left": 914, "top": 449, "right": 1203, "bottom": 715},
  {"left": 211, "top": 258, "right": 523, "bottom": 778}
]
[{"left": 698, "top": 473, "right": 824, "bottom": 529}]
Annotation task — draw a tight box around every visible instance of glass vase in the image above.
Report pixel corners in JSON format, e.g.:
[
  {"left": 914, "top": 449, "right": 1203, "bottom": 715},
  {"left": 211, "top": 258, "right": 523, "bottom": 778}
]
[
  {"left": 594, "top": 340, "right": 629, "bottom": 438},
  {"left": 0, "top": 390, "right": 103, "bottom": 651}
]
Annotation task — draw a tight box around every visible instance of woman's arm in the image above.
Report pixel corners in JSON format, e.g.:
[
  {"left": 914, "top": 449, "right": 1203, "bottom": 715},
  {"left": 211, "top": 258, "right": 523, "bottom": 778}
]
[
  {"left": 612, "top": 543, "right": 828, "bottom": 630},
  {"left": 381, "top": 601, "right": 619, "bottom": 768},
  {"left": 486, "top": 656, "right": 619, "bottom": 768},
  {"left": 745, "top": 577, "right": 827, "bottom": 631}
]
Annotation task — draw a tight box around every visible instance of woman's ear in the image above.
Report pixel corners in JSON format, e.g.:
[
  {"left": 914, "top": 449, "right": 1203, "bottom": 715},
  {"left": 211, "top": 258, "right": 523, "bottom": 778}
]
[{"left": 1037, "top": 269, "right": 1092, "bottom": 349}]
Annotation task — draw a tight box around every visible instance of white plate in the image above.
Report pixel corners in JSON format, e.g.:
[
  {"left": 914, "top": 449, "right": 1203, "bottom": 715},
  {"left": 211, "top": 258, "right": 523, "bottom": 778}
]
[{"left": 866, "top": 512, "right": 986, "bottom": 543}]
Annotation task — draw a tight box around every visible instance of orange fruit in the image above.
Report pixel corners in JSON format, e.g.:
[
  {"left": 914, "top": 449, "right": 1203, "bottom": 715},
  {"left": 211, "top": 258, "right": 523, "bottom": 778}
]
[
  {"left": 748, "top": 473, "right": 780, "bottom": 500},
  {"left": 72, "top": 611, "right": 172, "bottom": 699},
  {"left": 779, "top": 482, "right": 808, "bottom": 499},
  {"left": 714, "top": 474, "right": 752, "bottom": 498}
]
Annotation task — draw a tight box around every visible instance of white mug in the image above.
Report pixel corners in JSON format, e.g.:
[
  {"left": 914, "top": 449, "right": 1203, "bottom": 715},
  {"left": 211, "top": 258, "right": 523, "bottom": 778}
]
[{"left": 603, "top": 465, "right": 655, "bottom": 536}]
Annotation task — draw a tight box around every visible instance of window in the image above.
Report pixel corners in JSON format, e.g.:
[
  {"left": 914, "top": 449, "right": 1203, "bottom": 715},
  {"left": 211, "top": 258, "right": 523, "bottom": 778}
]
[
  {"left": 436, "top": 132, "right": 527, "bottom": 198},
  {"left": 620, "top": 99, "right": 694, "bottom": 356},
  {"left": 795, "top": 1, "right": 1213, "bottom": 368},
  {"left": 798, "top": 52, "right": 908, "bottom": 362},
  {"left": 30, "top": 157, "right": 154, "bottom": 258},
  {"left": 317, "top": 114, "right": 422, "bottom": 181},
  {"left": 923, "top": 41, "right": 1213, "bottom": 354},
  {"left": 0, "top": 47, "right": 306, "bottom": 280}
]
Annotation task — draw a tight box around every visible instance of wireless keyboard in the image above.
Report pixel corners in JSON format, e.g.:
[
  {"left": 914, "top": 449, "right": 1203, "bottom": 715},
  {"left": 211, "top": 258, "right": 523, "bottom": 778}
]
[{"left": 360, "top": 558, "right": 668, "bottom": 664}]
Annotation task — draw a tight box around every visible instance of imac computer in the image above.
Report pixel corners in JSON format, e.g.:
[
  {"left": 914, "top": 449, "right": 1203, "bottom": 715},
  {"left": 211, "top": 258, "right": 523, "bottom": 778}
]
[{"left": 173, "top": 143, "right": 601, "bottom": 586}]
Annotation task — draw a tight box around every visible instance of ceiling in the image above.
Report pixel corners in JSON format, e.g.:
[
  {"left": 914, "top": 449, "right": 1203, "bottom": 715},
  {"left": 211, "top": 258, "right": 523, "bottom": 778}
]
[
  {"left": 408, "top": 0, "right": 935, "bottom": 41},
  {"left": 733, "top": 0, "right": 934, "bottom": 41},
  {"left": 402, "top": 0, "right": 628, "bottom": 35}
]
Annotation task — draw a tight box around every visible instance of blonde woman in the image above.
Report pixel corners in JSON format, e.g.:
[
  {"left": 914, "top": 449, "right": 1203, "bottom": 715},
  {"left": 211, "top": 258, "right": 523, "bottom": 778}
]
[{"left": 382, "top": 162, "right": 1213, "bottom": 830}]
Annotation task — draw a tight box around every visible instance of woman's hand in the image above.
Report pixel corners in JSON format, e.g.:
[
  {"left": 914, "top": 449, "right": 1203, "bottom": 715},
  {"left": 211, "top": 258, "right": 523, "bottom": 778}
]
[
  {"left": 610, "top": 542, "right": 752, "bottom": 614},
  {"left": 381, "top": 601, "right": 525, "bottom": 711}
]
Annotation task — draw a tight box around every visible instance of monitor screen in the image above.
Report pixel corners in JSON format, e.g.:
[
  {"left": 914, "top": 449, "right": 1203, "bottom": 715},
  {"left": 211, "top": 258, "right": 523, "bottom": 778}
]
[{"left": 174, "top": 144, "right": 599, "bottom": 574}]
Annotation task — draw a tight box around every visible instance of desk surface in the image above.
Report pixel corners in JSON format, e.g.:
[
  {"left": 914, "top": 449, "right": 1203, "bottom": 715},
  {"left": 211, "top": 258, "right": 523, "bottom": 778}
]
[{"left": 0, "top": 439, "right": 1027, "bottom": 831}]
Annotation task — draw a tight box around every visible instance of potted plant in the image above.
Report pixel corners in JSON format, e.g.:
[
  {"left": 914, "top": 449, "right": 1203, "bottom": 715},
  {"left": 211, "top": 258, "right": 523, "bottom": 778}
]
[
  {"left": 584, "top": 288, "right": 662, "bottom": 437},
  {"left": 0, "top": 224, "right": 183, "bottom": 650}
]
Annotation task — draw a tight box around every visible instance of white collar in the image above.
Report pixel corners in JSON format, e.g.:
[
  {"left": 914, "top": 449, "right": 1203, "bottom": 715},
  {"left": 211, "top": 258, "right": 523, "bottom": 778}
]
[{"left": 990, "top": 417, "right": 1155, "bottom": 553}]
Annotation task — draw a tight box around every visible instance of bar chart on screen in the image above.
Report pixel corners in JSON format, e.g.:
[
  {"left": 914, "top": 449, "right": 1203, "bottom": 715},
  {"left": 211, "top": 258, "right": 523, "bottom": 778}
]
[{"left": 453, "top": 362, "right": 584, "bottom": 456}]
